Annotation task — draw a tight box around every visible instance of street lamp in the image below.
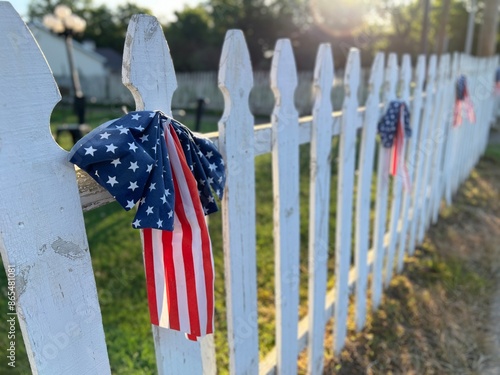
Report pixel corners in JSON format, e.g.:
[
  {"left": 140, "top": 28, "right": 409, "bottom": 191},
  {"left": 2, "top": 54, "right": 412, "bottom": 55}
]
[{"left": 43, "top": 5, "right": 87, "bottom": 125}]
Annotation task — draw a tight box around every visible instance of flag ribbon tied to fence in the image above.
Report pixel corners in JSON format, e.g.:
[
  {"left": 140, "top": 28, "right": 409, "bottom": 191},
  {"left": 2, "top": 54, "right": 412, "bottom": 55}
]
[
  {"left": 495, "top": 67, "right": 500, "bottom": 95},
  {"left": 453, "top": 75, "right": 476, "bottom": 127},
  {"left": 69, "top": 111, "right": 226, "bottom": 341},
  {"left": 378, "top": 100, "right": 412, "bottom": 190}
]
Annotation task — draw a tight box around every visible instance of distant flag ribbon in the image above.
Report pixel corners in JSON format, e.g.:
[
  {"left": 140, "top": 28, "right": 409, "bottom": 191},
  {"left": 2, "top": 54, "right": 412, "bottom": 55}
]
[
  {"left": 495, "top": 67, "right": 500, "bottom": 95},
  {"left": 378, "top": 100, "right": 411, "bottom": 190},
  {"left": 69, "top": 111, "right": 226, "bottom": 341},
  {"left": 453, "top": 75, "right": 475, "bottom": 127}
]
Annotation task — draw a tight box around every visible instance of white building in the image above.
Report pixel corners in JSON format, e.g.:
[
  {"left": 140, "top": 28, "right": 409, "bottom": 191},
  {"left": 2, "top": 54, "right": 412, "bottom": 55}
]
[{"left": 28, "top": 23, "right": 132, "bottom": 103}]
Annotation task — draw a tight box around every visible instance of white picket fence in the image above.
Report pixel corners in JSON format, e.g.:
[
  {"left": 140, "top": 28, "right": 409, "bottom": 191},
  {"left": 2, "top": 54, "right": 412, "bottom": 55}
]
[{"left": 0, "top": 3, "right": 498, "bottom": 374}]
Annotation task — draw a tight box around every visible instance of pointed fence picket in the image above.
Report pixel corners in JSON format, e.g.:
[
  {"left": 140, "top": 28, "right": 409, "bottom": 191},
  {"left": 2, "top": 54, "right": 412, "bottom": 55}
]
[
  {"left": 409, "top": 55, "right": 437, "bottom": 253},
  {"left": 217, "top": 29, "right": 260, "bottom": 375},
  {"left": 1, "top": 3, "right": 499, "bottom": 375},
  {"left": 384, "top": 54, "right": 412, "bottom": 287},
  {"left": 371, "top": 53, "right": 399, "bottom": 310},
  {"left": 333, "top": 48, "right": 360, "bottom": 355},
  {"left": 270, "top": 38, "right": 300, "bottom": 375},
  {"left": 396, "top": 55, "right": 426, "bottom": 272},
  {"left": 305, "top": 43, "right": 334, "bottom": 375},
  {"left": 354, "top": 52, "right": 384, "bottom": 331}
]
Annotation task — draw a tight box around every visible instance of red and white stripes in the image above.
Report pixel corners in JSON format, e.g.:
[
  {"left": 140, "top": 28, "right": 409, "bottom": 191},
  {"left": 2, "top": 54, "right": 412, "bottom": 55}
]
[{"left": 142, "top": 123, "right": 214, "bottom": 341}]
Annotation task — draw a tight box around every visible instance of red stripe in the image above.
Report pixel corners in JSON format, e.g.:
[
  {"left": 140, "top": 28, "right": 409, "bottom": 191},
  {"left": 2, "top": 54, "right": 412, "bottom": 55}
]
[
  {"left": 170, "top": 128, "right": 214, "bottom": 334},
  {"left": 162, "top": 229, "right": 180, "bottom": 330},
  {"left": 169, "top": 126, "right": 202, "bottom": 337},
  {"left": 142, "top": 229, "right": 159, "bottom": 325}
]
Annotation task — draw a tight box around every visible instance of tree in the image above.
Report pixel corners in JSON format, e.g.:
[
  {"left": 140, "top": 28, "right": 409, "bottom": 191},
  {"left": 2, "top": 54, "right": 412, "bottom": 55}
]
[{"left": 477, "top": 0, "right": 500, "bottom": 55}]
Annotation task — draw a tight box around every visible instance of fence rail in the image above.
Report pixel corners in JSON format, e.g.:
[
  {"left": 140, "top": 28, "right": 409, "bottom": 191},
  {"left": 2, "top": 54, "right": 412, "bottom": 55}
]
[{"left": 0, "top": 2, "right": 498, "bottom": 374}]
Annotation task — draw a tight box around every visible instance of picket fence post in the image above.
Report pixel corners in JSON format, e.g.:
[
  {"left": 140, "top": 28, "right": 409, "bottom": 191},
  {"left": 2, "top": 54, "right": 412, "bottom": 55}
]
[
  {"left": 270, "top": 38, "right": 301, "bottom": 375},
  {"left": 0, "top": 3, "right": 110, "bottom": 374},
  {"left": 217, "top": 30, "right": 260, "bottom": 375},
  {"left": 397, "top": 54, "right": 426, "bottom": 271},
  {"left": 371, "top": 53, "right": 398, "bottom": 310},
  {"left": 306, "top": 43, "right": 334, "bottom": 375},
  {"left": 122, "top": 14, "right": 217, "bottom": 374},
  {"left": 384, "top": 54, "right": 412, "bottom": 286},
  {"left": 354, "top": 52, "right": 384, "bottom": 331},
  {"left": 409, "top": 55, "right": 437, "bottom": 252},
  {"left": 333, "top": 48, "right": 360, "bottom": 355}
]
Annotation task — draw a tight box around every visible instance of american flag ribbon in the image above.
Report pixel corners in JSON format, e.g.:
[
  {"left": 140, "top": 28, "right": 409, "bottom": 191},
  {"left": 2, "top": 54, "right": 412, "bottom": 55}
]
[
  {"left": 69, "top": 111, "right": 225, "bottom": 340},
  {"left": 378, "top": 100, "right": 411, "bottom": 190},
  {"left": 495, "top": 67, "right": 500, "bottom": 95},
  {"left": 453, "top": 75, "right": 476, "bottom": 127}
]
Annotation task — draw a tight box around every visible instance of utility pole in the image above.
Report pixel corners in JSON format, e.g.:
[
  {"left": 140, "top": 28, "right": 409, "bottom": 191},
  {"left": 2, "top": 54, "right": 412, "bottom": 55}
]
[
  {"left": 421, "top": 0, "right": 431, "bottom": 55},
  {"left": 464, "top": 0, "right": 477, "bottom": 55},
  {"left": 477, "top": 0, "right": 500, "bottom": 56}
]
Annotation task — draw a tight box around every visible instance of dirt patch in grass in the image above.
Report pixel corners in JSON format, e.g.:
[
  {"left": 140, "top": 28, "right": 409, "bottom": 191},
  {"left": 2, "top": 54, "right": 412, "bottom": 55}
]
[{"left": 319, "top": 145, "right": 500, "bottom": 374}]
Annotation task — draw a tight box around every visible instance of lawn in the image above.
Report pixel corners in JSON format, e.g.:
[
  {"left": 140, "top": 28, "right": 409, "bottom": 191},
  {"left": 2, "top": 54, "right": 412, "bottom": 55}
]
[{"left": 1, "top": 105, "right": 498, "bottom": 374}]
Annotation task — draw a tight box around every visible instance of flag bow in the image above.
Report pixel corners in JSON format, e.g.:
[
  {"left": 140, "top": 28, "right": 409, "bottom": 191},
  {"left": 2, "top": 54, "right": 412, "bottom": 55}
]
[
  {"left": 453, "top": 75, "right": 475, "bottom": 126},
  {"left": 378, "top": 100, "right": 411, "bottom": 189},
  {"left": 495, "top": 67, "right": 500, "bottom": 95},
  {"left": 69, "top": 110, "right": 225, "bottom": 340}
]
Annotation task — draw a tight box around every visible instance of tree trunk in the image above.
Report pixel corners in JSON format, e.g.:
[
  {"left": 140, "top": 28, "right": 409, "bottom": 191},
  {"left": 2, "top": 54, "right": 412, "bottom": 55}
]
[{"left": 477, "top": 0, "right": 500, "bottom": 56}]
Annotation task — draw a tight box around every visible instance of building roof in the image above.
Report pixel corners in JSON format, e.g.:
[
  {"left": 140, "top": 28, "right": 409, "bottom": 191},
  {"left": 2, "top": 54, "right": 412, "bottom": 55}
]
[
  {"left": 95, "top": 47, "right": 123, "bottom": 73},
  {"left": 29, "top": 22, "right": 106, "bottom": 64}
]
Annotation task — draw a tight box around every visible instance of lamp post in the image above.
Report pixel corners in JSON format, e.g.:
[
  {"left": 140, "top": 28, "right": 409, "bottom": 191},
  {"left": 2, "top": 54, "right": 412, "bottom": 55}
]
[{"left": 43, "top": 5, "right": 87, "bottom": 125}]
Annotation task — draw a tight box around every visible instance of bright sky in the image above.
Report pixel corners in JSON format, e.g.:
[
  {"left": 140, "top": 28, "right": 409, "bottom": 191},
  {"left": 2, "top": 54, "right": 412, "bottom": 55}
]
[{"left": 9, "top": 0, "right": 202, "bottom": 22}]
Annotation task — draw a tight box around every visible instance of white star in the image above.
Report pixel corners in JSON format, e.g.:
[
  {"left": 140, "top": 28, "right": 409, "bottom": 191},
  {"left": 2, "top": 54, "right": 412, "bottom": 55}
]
[
  {"left": 200, "top": 179, "right": 205, "bottom": 185},
  {"left": 99, "top": 132, "right": 111, "bottom": 139},
  {"left": 126, "top": 200, "right": 135, "bottom": 209},
  {"left": 149, "top": 183, "right": 156, "bottom": 191},
  {"left": 151, "top": 145, "right": 157, "bottom": 153},
  {"left": 128, "top": 181, "right": 139, "bottom": 191},
  {"left": 139, "top": 197, "right": 146, "bottom": 205},
  {"left": 106, "top": 143, "right": 118, "bottom": 153},
  {"left": 156, "top": 219, "right": 163, "bottom": 227},
  {"left": 208, "top": 163, "right": 217, "bottom": 171},
  {"left": 119, "top": 128, "right": 129, "bottom": 135},
  {"left": 131, "top": 113, "right": 141, "bottom": 121},
  {"left": 165, "top": 189, "right": 171, "bottom": 197},
  {"left": 94, "top": 170, "right": 100, "bottom": 177},
  {"left": 216, "top": 189, "right": 221, "bottom": 196},
  {"left": 146, "top": 206, "right": 154, "bottom": 215},
  {"left": 203, "top": 207, "right": 209, "bottom": 214},
  {"left": 207, "top": 177, "right": 214, "bottom": 184},
  {"left": 107, "top": 176, "right": 118, "bottom": 187},
  {"left": 218, "top": 176, "right": 223, "bottom": 183},
  {"left": 208, "top": 195, "right": 215, "bottom": 203},
  {"left": 135, "top": 125, "right": 145, "bottom": 131},
  {"left": 206, "top": 151, "right": 213, "bottom": 158},
  {"left": 167, "top": 210, "right": 173, "bottom": 218},
  {"left": 149, "top": 112, "right": 155, "bottom": 118},
  {"left": 160, "top": 195, "right": 168, "bottom": 204},
  {"left": 220, "top": 159, "right": 225, "bottom": 166},
  {"left": 84, "top": 146, "right": 97, "bottom": 156},
  {"left": 129, "top": 161, "right": 139, "bottom": 172},
  {"left": 146, "top": 164, "right": 153, "bottom": 173},
  {"left": 140, "top": 134, "right": 149, "bottom": 143},
  {"left": 197, "top": 150, "right": 204, "bottom": 158},
  {"left": 111, "top": 158, "right": 121, "bottom": 167},
  {"left": 128, "top": 142, "right": 138, "bottom": 152},
  {"left": 132, "top": 219, "right": 141, "bottom": 228}
]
